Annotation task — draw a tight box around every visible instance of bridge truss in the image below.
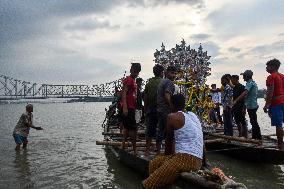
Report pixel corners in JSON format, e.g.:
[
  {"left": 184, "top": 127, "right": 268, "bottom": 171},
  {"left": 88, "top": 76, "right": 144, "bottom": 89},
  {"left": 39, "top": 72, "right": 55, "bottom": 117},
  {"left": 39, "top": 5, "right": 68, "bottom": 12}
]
[{"left": 0, "top": 74, "right": 123, "bottom": 99}]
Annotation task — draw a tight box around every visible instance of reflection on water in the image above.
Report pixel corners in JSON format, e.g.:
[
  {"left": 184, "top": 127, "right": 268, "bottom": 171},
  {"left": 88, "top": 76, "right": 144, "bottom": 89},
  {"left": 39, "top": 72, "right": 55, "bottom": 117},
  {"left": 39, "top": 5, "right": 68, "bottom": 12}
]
[
  {"left": 14, "top": 150, "right": 34, "bottom": 188},
  {"left": 0, "top": 99, "right": 283, "bottom": 189}
]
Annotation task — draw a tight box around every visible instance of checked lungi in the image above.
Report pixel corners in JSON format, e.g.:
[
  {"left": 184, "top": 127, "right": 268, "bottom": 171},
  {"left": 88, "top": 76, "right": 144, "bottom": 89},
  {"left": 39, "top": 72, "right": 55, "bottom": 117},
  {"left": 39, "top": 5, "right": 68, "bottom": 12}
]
[{"left": 143, "top": 153, "right": 202, "bottom": 189}]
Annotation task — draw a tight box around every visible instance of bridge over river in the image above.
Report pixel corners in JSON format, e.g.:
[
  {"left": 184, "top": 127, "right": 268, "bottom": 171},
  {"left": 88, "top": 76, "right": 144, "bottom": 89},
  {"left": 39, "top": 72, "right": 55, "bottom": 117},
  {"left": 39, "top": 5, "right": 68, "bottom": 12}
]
[{"left": 0, "top": 74, "right": 124, "bottom": 100}]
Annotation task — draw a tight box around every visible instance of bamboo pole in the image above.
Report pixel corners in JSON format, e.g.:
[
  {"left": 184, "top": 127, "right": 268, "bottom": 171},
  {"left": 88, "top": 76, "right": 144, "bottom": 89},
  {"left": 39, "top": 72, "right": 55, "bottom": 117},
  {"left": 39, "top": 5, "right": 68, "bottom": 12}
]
[
  {"left": 207, "top": 133, "right": 262, "bottom": 145},
  {"left": 102, "top": 131, "right": 145, "bottom": 136},
  {"left": 96, "top": 138, "right": 226, "bottom": 146}
]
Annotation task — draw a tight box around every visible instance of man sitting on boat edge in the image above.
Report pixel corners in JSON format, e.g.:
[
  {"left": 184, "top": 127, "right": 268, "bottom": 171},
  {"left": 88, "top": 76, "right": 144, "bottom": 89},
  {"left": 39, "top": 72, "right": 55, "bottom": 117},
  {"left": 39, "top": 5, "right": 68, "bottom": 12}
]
[{"left": 142, "top": 94, "right": 203, "bottom": 189}]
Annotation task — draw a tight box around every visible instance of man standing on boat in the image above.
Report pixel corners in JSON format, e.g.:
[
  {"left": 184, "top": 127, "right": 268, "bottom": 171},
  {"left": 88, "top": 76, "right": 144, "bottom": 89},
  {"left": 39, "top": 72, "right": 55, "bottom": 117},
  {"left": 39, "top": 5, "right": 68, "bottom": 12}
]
[
  {"left": 231, "top": 75, "right": 248, "bottom": 138},
  {"left": 263, "top": 59, "right": 284, "bottom": 150},
  {"left": 221, "top": 75, "right": 234, "bottom": 136},
  {"left": 142, "top": 94, "right": 203, "bottom": 189},
  {"left": 233, "top": 70, "right": 262, "bottom": 140},
  {"left": 121, "top": 63, "right": 141, "bottom": 155},
  {"left": 156, "top": 65, "right": 177, "bottom": 154},
  {"left": 144, "top": 64, "right": 164, "bottom": 156}
]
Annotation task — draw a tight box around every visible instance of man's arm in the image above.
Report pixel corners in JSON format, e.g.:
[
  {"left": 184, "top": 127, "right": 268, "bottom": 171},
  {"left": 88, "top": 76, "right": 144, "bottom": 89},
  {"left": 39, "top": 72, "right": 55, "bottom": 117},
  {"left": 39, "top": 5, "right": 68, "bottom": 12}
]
[
  {"left": 25, "top": 115, "right": 43, "bottom": 130},
  {"left": 122, "top": 83, "right": 129, "bottom": 116},
  {"left": 264, "top": 85, "right": 274, "bottom": 113},
  {"left": 164, "top": 92, "right": 171, "bottom": 106},
  {"left": 233, "top": 90, "right": 248, "bottom": 105},
  {"left": 165, "top": 115, "right": 175, "bottom": 155},
  {"left": 143, "top": 86, "right": 148, "bottom": 112}
]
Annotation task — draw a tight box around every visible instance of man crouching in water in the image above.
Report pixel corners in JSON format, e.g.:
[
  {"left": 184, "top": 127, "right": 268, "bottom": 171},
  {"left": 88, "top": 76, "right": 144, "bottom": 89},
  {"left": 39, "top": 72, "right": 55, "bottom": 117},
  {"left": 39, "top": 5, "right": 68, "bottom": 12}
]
[
  {"left": 143, "top": 94, "right": 203, "bottom": 189},
  {"left": 13, "top": 104, "right": 43, "bottom": 151}
]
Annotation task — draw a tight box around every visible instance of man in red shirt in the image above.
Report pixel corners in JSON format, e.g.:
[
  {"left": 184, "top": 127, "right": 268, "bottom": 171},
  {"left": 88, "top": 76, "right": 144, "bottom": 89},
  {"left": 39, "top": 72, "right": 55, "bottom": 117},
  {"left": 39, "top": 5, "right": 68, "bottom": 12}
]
[
  {"left": 263, "top": 58, "right": 284, "bottom": 151},
  {"left": 121, "top": 63, "right": 141, "bottom": 155}
]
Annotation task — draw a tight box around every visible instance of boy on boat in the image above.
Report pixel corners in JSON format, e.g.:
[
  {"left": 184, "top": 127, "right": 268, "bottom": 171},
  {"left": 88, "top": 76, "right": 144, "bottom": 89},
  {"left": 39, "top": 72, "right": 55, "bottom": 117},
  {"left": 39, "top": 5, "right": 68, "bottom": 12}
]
[
  {"left": 263, "top": 59, "right": 284, "bottom": 150},
  {"left": 210, "top": 84, "right": 223, "bottom": 125},
  {"left": 144, "top": 64, "right": 164, "bottom": 156},
  {"left": 233, "top": 70, "right": 262, "bottom": 140},
  {"left": 221, "top": 75, "right": 234, "bottom": 136},
  {"left": 13, "top": 104, "right": 43, "bottom": 151},
  {"left": 142, "top": 94, "right": 203, "bottom": 189},
  {"left": 156, "top": 65, "right": 177, "bottom": 154},
  {"left": 121, "top": 63, "right": 141, "bottom": 155}
]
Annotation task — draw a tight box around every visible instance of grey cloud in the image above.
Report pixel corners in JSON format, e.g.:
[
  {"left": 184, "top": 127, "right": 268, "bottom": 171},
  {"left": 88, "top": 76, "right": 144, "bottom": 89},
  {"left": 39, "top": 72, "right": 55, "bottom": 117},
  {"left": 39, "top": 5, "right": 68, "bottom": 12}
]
[
  {"left": 191, "top": 34, "right": 211, "bottom": 40},
  {"left": 192, "top": 41, "right": 220, "bottom": 57},
  {"left": 0, "top": 46, "right": 122, "bottom": 85},
  {"left": 207, "top": 0, "right": 284, "bottom": 39},
  {"left": 64, "top": 18, "right": 119, "bottom": 31},
  {"left": 228, "top": 47, "right": 241, "bottom": 53},
  {"left": 250, "top": 41, "right": 284, "bottom": 54}
]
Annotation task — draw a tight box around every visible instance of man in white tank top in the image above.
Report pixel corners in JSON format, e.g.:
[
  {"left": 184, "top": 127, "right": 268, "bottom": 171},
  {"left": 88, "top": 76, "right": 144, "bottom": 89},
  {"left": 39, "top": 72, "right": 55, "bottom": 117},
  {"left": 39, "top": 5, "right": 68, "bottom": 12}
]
[{"left": 143, "top": 94, "right": 204, "bottom": 189}]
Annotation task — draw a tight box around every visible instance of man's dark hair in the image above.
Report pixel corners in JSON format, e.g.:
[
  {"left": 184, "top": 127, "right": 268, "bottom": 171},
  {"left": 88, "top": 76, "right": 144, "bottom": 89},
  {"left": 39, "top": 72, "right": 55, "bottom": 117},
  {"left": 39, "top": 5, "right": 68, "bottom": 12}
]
[
  {"left": 224, "top": 74, "right": 231, "bottom": 80},
  {"left": 153, "top": 64, "right": 164, "bottom": 77},
  {"left": 221, "top": 74, "right": 229, "bottom": 82},
  {"left": 231, "top": 75, "right": 239, "bottom": 80},
  {"left": 131, "top": 63, "right": 141, "bottom": 72},
  {"left": 211, "top": 84, "right": 216, "bottom": 87},
  {"left": 171, "top": 93, "right": 185, "bottom": 111},
  {"left": 136, "top": 77, "right": 143, "bottom": 84},
  {"left": 166, "top": 65, "right": 177, "bottom": 72},
  {"left": 266, "top": 58, "right": 281, "bottom": 70},
  {"left": 208, "top": 94, "right": 212, "bottom": 98}
]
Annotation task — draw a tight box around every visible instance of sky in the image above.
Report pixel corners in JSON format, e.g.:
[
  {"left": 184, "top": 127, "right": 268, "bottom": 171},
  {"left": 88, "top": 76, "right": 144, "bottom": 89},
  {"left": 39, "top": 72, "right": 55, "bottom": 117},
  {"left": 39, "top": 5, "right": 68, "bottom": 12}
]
[{"left": 1, "top": 0, "right": 284, "bottom": 89}]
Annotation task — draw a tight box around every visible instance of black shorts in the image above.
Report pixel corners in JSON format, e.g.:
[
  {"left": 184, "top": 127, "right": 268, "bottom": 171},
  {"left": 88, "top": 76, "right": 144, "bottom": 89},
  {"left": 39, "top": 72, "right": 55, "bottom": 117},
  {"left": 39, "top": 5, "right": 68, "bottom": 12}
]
[{"left": 122, "top": 109, "right": 137, "bottom": 130}]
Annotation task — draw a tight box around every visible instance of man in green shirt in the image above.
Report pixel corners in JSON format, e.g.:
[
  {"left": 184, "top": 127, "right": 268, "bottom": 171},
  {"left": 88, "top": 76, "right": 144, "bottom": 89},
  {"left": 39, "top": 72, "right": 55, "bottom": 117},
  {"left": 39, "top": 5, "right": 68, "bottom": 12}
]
[{"left": 144, "top": 64, "right": 164, "bottom": 156}]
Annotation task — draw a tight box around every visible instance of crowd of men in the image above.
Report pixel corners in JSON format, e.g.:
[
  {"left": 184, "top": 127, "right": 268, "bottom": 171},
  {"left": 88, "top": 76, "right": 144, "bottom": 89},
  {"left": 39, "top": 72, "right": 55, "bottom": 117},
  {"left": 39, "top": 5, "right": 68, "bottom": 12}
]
[{"left": 116, "top": 58, "right": 284, "bottom": 188}]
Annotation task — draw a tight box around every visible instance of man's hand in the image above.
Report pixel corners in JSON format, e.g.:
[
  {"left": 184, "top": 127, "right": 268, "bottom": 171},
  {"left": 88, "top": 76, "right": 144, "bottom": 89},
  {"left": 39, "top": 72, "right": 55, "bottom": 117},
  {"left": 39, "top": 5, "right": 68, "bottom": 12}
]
[
  {"left": 123, "top": 106, "right": 128, "bottom": 116},
  {"left": 33, "top": 126, "right": 43, "bottom": 130},
  {"left": 263, "top": 104, "right": 270, "bottom": 113}
]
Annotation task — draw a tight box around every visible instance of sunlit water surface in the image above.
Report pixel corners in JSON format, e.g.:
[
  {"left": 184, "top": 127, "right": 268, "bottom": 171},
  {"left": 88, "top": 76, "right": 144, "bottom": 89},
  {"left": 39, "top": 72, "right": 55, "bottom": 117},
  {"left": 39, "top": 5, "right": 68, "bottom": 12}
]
[{"left": 0, "top": 99, "right": 283, "bottom": 189}]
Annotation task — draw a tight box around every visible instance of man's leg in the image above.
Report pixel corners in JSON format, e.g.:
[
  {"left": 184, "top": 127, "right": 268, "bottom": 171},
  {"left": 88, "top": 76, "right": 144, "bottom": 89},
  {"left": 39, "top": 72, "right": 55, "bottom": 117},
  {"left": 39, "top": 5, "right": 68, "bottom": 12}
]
[
  {"left": 13, "top": 134, "right": 22, "bottom": 151},
  {"left": 216, "top": 106, "right": 223, "bottom": 124},
  {"left": 276, "top": 127, "right": 284, "bottom": 151},
  {"left": 247, "top": 108, "right": 262, "bottom": 140},
  {"left": 143, "top": 154, "right": 202, "bottom": 189},
  {"left": 15, "top": 144, "right": 21, "bottom": 151},
  {"left": 156, "top": 112, "right": 167, "bottom": 154},
  {"left": 122, "top": 128, "right": 128, "bottom": 149},
  {"left": 129, "top": 128, "right": 137, "bottom": 155},
  {"left": 23, "top": 141, "right": 28, "bottom": 149},
  {"left": 145, "top": 111, "right": 158, "bottom": 156}
]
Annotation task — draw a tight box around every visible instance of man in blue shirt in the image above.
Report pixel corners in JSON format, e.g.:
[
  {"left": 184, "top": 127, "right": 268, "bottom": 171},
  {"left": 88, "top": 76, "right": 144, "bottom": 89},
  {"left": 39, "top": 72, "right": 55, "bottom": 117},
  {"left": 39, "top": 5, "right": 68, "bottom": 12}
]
[{"left": 233, "top": 70, "right": 262, "bottom": 140}]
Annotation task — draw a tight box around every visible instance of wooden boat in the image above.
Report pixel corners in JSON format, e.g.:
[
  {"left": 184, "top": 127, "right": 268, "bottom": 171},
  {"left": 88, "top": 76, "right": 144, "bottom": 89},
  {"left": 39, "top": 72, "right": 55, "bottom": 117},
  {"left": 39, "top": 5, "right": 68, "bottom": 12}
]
[
  {"left": 204, "top": 133, "right": 284, "bottom": 164},
  {"left": 102, "top": 126, "right": 284, "bottom": 164},
  {"left": 99, "top": 142, "right": 246, "bottom": 189},
  {"left": 98, "top": 126, "right": 246, "bottom": 189}
]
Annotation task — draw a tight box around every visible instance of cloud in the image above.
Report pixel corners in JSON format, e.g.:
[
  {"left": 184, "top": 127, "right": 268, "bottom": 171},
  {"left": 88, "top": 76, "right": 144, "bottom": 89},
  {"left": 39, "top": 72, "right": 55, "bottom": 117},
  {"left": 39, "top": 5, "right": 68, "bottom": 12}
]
[
  {"left": 207, "top": 0, "right": 284, "bottom": 39},
  {"left": 228, "top": 47, "right": 241, "bottom": 53},
  {"left": 250, "top": 41, "right": 284, "bottom": 54},
  {"left": 191, "top": 33, "right": 211, "bottom": 40},
  {"left": 64, "top": 18, "right": 120, "bottom": 31}
]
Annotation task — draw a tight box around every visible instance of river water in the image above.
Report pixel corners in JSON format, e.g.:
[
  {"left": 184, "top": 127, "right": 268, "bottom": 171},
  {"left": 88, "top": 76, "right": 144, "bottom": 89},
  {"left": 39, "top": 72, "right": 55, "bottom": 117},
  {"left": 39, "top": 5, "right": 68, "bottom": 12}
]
[{"left": 0, "top": 99, "right": 283, "bottom": 189}]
